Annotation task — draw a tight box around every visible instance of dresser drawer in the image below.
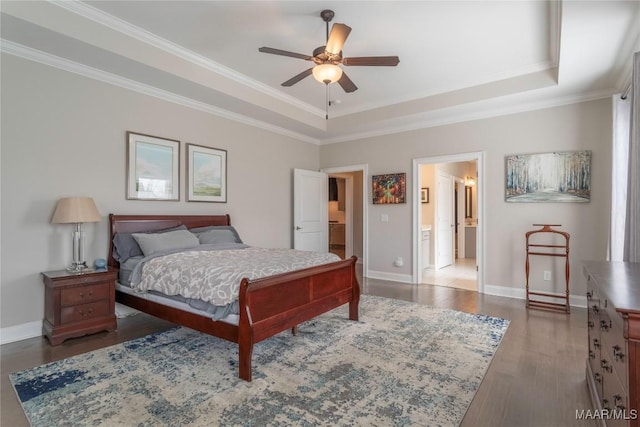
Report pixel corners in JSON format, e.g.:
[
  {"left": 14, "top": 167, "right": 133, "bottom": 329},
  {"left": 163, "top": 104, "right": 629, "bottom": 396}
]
[
  {"left": 600, "top": 302, "right": 629, "bottom": 391},
  {"left": 602, "top": 364, "right": 630, "bottom": 427},
  {"left": 590, "top": 334, "right": 605, "bottom": 393},
  {"left": 60, "top": 300, "right": 110, "bottom": 324},
  {"left": 60, "top": 283, "right": 109, "bottom": 306}
]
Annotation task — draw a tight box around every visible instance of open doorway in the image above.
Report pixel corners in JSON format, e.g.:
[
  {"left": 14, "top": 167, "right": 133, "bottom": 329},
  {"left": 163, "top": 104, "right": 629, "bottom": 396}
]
[
  {"left": 412, "top": 153, "right": 484, "bottom": 293},
  {"left": 328, "top": 176, "right": 347, "bottom": 259},
  {"left": 322, "top": 165, "right": 368, "bottom": 276}
]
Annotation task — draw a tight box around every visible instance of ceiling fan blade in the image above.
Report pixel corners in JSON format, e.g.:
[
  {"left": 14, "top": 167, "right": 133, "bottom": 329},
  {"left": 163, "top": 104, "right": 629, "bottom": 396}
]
[
  {"left": 337, "top": 72, "right": 358, "bottom": 93},
  {"left": 259, "top": 47, "right": 313, "bottom": 61},
  {"left": 342, "top": 56, "right": 400, "bottom": 66},
  {"left": 281, "top": 68, "right": 314, "bottom": 87},
  {"left": 325, "top": 23, "right": 352, "bottom": 55}
]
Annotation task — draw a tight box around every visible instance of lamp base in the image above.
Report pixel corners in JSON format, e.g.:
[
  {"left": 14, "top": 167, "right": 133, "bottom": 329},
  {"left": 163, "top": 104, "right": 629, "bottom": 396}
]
[{"left": 66, "top": 262, "right": 93, "bottom": 274}]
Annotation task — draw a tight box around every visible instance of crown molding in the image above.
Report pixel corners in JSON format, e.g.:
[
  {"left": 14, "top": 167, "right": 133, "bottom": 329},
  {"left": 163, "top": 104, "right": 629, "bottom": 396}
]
[
  {"left": 1, "top": 39, "right": 321, "bottom": 145},
  {"left": 320, "top": 88, "right": 614, "bottom": 145},
  {"left": 3, "top": 38, "right": 611, "bottom": 147},
  {"left": 49, "top": 0, "right": 324, "bottom": 118}
]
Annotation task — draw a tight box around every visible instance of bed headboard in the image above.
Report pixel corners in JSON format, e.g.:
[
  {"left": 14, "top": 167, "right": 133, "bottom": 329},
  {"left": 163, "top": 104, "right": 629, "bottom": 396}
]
[{"left": 108, "top": 213, "right": 231, "bottom": 268}]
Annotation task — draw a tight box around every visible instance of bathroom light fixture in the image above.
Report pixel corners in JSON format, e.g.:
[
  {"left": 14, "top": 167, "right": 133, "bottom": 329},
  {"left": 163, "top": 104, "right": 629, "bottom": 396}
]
[
  {"left": 51, "top": 197, "right": 101, "bottom": 272},
  {"left": 465, "top": 176, "right": 476, "bottom": 186}
]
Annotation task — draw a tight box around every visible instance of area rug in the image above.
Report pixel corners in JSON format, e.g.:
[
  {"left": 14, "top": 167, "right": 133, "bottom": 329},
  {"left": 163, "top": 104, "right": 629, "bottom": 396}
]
[{"left": 10, "top": 295, "right": 509, "bottom": 426}]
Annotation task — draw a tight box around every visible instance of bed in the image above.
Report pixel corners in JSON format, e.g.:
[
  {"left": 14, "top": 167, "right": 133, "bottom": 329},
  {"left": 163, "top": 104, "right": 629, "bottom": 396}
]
[{"left": 108, "top": 214, "right": 360, "bottom": 381}]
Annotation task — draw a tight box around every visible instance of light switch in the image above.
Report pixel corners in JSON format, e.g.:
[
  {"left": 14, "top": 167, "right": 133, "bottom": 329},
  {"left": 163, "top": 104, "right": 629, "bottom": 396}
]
[{"left": 381, "top": 214, "right": 389, "bottom": 222}]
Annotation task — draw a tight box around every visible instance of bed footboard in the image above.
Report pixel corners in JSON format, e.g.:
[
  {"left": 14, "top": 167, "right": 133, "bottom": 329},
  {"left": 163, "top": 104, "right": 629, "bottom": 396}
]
[{"left": 237, "top": 255, "right": 360, "bottom": 381}]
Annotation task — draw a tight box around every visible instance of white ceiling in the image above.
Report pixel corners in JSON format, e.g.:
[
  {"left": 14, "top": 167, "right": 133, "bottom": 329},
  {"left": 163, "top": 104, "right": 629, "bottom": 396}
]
[{"left": 1, "top": 1, "right": 639, "bottom": 144}]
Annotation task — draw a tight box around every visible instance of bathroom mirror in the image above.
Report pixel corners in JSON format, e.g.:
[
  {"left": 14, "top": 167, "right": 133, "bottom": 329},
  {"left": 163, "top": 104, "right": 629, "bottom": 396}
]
[{"left": 465, "top": 186, "right": 473, "bottom": 218}]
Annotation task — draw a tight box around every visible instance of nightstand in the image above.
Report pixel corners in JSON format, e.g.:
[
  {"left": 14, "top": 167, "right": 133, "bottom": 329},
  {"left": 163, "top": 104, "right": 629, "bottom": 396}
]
[{"left": 42, "top": 267, "right": 117, "bottom": 345}]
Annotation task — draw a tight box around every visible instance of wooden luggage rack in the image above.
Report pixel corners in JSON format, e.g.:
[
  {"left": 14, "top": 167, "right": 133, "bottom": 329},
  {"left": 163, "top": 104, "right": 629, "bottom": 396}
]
[{"left": 525, "top": 224, "right": 570, "bottom": 313}]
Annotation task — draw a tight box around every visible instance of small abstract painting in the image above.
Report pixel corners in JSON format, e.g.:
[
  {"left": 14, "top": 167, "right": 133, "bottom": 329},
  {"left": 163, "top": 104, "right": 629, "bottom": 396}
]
[
  {"left": 505, "top": 150, "right": 591, "bottom": 202},
  {"left": 372, "top": 173, "right": 406, "bottom": 204}
]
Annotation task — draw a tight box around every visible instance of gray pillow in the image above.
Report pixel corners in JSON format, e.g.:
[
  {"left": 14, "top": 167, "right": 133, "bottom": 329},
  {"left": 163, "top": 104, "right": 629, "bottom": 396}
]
[
  {"left": 112, "top": 225, "right": 187, "bottom": 262},
  {"left": 191, "top": 225, "right": 243, "bottom": 244},
  {"left": 132, "top": 229, "right": 200, "bottom": 257}
]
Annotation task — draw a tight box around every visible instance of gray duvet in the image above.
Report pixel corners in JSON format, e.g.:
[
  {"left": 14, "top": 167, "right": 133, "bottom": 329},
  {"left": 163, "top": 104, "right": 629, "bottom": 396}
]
[{"left": 129, "top": 244, "right": 341, "bottom": 319}]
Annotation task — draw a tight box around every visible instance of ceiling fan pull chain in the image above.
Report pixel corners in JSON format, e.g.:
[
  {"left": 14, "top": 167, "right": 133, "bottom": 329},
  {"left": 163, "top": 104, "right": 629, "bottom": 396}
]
[{"left": 326, "top": 84, "right": 329, "bottom": 120}]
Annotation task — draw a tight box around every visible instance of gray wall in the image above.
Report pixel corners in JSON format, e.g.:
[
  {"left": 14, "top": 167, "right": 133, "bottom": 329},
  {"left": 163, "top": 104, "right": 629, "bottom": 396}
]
[
  {"left": 0, "top": 51, "right": 614, "bottom": 333},
  {"left": 320, "top": 98, "right": 612, "bottom": 296},
  {"left": 1, "top": 54, "right": 319, "bottom": 329}
]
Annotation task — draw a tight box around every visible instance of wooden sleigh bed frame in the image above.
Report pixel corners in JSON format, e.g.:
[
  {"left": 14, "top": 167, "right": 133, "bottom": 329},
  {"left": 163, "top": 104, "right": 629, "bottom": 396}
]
[{"left": 108, "top": 214, "right": 360, "bottom": 381}]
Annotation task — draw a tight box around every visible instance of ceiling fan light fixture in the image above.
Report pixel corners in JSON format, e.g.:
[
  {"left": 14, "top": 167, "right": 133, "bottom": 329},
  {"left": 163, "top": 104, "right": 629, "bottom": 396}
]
[{"left": 312, "top": 63, "right": 342, "bottom": 84}]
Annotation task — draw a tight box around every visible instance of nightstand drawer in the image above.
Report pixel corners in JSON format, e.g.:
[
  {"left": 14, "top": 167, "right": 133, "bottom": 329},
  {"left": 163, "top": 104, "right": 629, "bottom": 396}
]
[
  {"left": 60, "top": 283, "right": 109, "bottom": 306},
  {"left": 60, "top": 301, "right": 109, "bottom": 323}
]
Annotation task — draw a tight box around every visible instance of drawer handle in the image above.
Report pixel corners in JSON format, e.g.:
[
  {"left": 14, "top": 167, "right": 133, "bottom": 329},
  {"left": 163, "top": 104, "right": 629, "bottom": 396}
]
[
  {"left": 600, "top": 320, "right": 611, "bottom": 332},
  {"left": 79, "top": 291, "right": 94, "bottom": 299},
  {"left": 613, "top": 345, "right": 625, "bottom": 362},
  {"left": 601, "top": 359, "right": 612, "bottom": 373},
  {"left": 592, "top": 305, "right": 599, "bottom": 314},
  {"left": 593, "top": 338, "right": 600, "bottom": 349},
  {"left": 587, "top": 321, "right": 594, "bottom": 329},
  {"left": 78, "top": 308, "right": 93, "bottom": 317}
]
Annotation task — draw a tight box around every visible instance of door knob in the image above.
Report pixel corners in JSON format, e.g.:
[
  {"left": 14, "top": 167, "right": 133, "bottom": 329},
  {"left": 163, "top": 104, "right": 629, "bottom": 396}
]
[{"left": 295, "top": 226, "right": 302, "bottom": 230}]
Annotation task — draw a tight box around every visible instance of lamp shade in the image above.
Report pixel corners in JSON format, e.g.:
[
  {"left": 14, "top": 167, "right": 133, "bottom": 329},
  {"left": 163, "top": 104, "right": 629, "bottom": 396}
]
[
  {"left": 51, "top": 197, "right": 101, "bottom": 224},
  {"left": 312, "top": 64, "right": 343, "bottom": 84}
]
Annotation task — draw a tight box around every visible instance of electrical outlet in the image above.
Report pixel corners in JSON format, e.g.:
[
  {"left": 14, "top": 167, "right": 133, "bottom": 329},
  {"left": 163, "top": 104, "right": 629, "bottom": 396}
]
[{"left": 543, "top": 270, "right": 551, "bottom": 281}]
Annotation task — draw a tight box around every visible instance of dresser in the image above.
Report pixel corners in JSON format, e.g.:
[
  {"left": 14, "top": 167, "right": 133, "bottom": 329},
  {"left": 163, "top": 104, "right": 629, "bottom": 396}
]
[
  {"left": 584, "top": 261, "right": 640, "bottom": 426},
  {"left": 42, "top": 268, "right": 117, "bottom": 345}
]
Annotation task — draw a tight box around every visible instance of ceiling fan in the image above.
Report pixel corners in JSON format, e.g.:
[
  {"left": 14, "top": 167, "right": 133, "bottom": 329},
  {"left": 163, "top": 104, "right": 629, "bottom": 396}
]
[{"left": 258, "top": 9, "right": 400, "bottom": 94}]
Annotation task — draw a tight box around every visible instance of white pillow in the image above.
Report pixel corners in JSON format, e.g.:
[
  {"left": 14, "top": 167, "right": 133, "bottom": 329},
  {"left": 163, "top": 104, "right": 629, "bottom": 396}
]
[{"left": 132, "top": 229, "right": 199, "bottom": 257}]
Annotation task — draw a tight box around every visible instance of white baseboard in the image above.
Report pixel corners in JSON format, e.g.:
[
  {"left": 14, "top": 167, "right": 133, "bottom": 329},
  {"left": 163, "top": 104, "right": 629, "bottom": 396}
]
[
  {"left": 366, "top": 270, "right": 413, "bottom": 284},
  {"left": 0, "top": 320, "right": 42, "bottom": 345},
  {"left": 484, "top": 284, "right": 587, "bottom": 308}
]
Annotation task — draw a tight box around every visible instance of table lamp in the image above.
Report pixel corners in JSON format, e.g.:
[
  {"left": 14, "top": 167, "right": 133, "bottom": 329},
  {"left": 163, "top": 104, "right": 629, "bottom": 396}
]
[{"left": 51, "top": 197, "right": 101, "bottom": 272}]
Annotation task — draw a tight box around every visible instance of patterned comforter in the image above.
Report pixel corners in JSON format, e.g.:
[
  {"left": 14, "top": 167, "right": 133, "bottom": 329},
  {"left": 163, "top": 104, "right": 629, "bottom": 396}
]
[{"left": 130, "top": 245, "right": 341, "bottom": 308}]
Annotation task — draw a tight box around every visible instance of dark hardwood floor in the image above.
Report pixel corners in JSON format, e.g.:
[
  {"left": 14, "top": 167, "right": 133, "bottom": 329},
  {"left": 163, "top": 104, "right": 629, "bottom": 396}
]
[{"left": 1, "top": 273, "right": 595, "bottom": 427}]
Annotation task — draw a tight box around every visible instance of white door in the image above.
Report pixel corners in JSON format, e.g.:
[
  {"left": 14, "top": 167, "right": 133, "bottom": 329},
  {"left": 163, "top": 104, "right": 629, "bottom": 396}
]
[
  {"left": 435, "top": 171, "right": 453, "bottom": 269},
  {"left": 456, "top": 179, "right": 466, "bottom": 259},
  {"left": 293, "top": 168, "right": 328, "bottom": 252}
]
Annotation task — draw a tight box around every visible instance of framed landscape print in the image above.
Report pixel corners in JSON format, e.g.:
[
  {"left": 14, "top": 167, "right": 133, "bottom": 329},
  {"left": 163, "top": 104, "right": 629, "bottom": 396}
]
[
  {"left": 505, "top": 150, "right": 591, "bottom": 202},
  {"left": 372, "top": 173, "right": 406, "bottom": 204},
  {"left": 186, "top": 143, "right": 227, "bottom": 203},
  {"left": 126, "top": 132, "right": 180, "bottom": 201}
]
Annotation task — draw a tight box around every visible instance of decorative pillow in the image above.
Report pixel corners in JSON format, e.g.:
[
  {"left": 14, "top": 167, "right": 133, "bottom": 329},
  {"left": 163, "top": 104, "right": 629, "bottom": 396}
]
[
  {"left": 112, "top": 225, "right": 187, "bottom": 262},
  {"left": 132, "top": 229, "right": 200, "bottom": 257},
  {"left": 191, "top": 225, "right": 243, "bottom": 244}
]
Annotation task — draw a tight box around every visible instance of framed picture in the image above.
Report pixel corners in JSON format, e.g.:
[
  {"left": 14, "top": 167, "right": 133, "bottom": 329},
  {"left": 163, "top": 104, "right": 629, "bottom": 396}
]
[
  {"left": 421, "top": 187, "right": 429, "bottom": 204},
  {"left": 186, "top": 143, "right": 227, "bottom": 203},
  {"left": 505, "top": 150, "right": 591, "bottom": 202},
  {"left": 126, "top": 132, "right": 180, "bottom": 201},
  {"left": 372, "top": 173, "right": 406, "bottom": 204}
]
